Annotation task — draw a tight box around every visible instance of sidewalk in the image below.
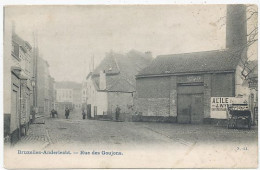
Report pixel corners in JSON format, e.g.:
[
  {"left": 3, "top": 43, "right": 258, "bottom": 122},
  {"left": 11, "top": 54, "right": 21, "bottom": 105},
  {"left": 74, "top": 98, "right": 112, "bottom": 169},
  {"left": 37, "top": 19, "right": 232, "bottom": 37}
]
[{"left": 12, "top": 117, "right": 51, "bottom": 150}]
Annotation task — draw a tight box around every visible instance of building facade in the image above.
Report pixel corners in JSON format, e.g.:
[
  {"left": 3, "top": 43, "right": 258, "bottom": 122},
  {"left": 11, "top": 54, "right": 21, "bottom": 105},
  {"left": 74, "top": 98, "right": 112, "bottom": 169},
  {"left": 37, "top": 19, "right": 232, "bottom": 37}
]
[
  {"left": 86, "top": 50, "right": 152, "bottom": 120},
  {"left": 4, "top": 20, "right": 35, "bottom": 144},
  {"left": 55, "top": 81, "right": 82, "bottom": 112},
  {"left": 36, "top": 57, "right": 54, "bottom": 115}
]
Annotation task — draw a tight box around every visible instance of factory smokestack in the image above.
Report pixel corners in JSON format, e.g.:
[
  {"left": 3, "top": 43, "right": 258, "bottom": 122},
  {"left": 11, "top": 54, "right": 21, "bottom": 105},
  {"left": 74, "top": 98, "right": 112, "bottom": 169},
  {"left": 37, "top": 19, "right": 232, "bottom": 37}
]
[{"left": 226, "top": 5, "right": 247, "bottom": 50}]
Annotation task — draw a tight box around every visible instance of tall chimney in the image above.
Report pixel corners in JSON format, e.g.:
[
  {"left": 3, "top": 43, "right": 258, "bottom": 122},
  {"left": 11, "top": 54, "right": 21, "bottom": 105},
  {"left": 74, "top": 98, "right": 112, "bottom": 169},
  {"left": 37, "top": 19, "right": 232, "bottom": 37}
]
[
  {"left": 226, "top": 5, "right": 247, "bottom": 49},
  {"left": 99, "top": 70, "right": 106, "bottom": 90}
]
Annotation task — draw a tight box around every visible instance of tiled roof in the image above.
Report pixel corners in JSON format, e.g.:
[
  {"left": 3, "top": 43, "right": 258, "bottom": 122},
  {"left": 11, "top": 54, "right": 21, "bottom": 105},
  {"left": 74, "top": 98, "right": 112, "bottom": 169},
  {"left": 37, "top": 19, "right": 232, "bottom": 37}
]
[
  {"left": 137, "top": 49, "right": 240, "bottom": 76},
  {"left": 91, "top": 50, "right": 152, "bottom": 92}
]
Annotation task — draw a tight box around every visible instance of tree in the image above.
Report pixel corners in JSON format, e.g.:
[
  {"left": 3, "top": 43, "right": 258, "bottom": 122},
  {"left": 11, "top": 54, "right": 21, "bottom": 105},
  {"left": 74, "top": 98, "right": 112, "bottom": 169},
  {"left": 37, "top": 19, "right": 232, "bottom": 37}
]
[{"left": 217, "top": 5, "right": 258, "bottom": 81}]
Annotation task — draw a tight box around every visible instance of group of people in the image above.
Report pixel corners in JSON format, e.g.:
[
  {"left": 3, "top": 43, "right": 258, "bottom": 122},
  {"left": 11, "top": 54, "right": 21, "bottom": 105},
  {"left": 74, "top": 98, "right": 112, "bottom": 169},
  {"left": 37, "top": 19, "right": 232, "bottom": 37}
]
[
  {"left": 50, "top": 105, "right": 121, "bottom": 121},
  {"left": 50, "top": 107, "right": 70, "bottom": 119}
]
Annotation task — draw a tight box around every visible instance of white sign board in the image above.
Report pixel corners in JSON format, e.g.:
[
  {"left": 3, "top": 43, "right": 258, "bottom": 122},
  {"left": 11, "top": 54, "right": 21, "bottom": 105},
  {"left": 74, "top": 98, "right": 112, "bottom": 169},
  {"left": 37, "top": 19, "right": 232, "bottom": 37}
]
[{"left": 210, "top": 97, "right": 234, "bottom": 119}]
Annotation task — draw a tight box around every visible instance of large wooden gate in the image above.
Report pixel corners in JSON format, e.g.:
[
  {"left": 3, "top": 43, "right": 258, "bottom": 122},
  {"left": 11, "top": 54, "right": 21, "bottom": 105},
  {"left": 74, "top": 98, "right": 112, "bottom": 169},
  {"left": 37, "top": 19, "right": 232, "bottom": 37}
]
[
  {"left": 177, "top": 84, "right": 204, "bottom": 124},
  {"left": 87, "top": 104, "right": 91, "bottom": 119}
]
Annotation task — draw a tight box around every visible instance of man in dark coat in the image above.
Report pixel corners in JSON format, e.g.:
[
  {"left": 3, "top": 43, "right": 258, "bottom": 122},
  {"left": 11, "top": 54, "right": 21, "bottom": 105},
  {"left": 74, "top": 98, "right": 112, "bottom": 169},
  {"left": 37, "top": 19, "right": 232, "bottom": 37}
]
[
  {"left": 65, "top": 107, "right": 70, "bottom": 119},
  {"left": 51, "top": 108, "right": 58, "bottom": 118},
  {"left": 115, "top": 105, "right": 121, "bottom": 121},
  {"left": 82, "top": 110, "right": 86, "bottom": 120},
  {"left": 51, "top": 109, "right": 56, "bottom": 118}
]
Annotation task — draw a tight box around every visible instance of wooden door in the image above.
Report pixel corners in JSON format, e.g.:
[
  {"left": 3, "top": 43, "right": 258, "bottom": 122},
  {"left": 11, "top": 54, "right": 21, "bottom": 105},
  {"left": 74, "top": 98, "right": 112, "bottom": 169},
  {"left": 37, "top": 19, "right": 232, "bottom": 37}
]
[
  {"left": 87, "top": 104, "right": 91, "bottom": 118},
  {"left": 191, "top": 94, "right": 204, "bottom": 123},
  {"left": 177, "top": 94, "right": 191, "bottom": 123}
]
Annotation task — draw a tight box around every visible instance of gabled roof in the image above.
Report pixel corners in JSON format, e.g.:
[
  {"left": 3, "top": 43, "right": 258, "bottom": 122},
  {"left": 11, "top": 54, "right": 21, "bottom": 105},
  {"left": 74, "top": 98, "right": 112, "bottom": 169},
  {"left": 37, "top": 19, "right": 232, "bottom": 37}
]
[
  {"left": 92, "top": 53, "right": 120, "bottom": 76},
  {"left": 137, "top": 49, "right": 240, "bottom": 77},
  {"left": 90, "top": 50, "right": 152, "bottom": 92}
]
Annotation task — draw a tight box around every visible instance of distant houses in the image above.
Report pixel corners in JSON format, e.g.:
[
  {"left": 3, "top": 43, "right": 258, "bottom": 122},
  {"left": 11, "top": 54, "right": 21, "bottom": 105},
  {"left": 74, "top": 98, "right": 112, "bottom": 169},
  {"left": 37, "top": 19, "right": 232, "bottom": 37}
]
[
  {"left": 55, "top": 81, "right": 82, "bottom": 111},
  {"left": 85, "top": 50, "right": 152, "bottom": 120}
]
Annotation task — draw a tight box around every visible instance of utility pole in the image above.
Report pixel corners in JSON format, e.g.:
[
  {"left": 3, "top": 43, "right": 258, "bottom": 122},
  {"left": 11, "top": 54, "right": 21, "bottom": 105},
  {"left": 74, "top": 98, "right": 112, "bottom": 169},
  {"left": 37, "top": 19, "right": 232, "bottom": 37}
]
[{"left": 32, "top": 30, "right": 38, "bottom": 120}]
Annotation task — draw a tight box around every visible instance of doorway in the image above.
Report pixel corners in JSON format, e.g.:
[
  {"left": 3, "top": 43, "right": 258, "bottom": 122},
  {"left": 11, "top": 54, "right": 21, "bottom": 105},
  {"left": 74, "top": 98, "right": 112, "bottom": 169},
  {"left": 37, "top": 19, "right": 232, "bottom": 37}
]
[{"left": 177, "top": 84, "right": 204, "bottom": 124}]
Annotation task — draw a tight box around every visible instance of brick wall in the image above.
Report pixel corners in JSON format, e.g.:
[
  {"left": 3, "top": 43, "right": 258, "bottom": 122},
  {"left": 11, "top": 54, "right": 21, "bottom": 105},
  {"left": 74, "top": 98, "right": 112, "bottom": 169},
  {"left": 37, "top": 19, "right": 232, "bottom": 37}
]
[
  {"left": 136, "top": 76, "right": 170, "bottom": 98},
  {"left": 169, "top": 76, "right": 177, "bottom": 117},
  {"left": 107, "top": 92, "right": 134, "bottom": 117},
  {"left": 136, "top": 98, "right": 170, "bottom": 116},
  {"left": 136, "top": 73, "right": 235, "bottom": 121},
  {"left": 204, "top": 74, "right": 211, "bottom": 118}
]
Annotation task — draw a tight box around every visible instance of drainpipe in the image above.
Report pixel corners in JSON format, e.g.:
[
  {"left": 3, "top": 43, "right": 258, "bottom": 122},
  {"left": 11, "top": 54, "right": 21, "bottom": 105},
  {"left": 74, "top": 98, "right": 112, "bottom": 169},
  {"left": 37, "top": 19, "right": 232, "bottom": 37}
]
[
  {"left": 19, "top": 78, "right": 22, "bottom": 139},
  {"left": 19, "top": 76, "right": 28, "bottom": 138}
]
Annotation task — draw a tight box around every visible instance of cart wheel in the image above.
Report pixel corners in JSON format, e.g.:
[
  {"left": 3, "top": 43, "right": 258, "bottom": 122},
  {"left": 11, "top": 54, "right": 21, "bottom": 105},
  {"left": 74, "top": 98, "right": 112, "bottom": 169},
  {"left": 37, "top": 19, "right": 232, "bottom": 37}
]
[
  {"left": 248, "top": 119, "right": 251, "bottom": 130},
  {"left": 227, "top": 119, "right": 231, "bottom": 129},
  {"left": 235, "top": 117, "right": 238, "bottom": 129},
  {"left": 227, "top": 123, "right": 230, "bottom": 129}
]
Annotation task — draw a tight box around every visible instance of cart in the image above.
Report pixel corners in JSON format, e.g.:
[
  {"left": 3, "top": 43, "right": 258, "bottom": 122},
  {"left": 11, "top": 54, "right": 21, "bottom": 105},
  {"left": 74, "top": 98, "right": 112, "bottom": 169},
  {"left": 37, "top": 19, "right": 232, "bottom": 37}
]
[{"left": 227, "top": 103, "right": 252, "bottom": 130}]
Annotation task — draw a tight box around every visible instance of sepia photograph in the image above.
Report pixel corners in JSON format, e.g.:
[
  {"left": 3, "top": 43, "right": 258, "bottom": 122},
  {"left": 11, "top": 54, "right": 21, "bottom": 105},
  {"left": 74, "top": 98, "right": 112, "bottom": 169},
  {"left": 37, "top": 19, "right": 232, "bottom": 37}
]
[{"left": 2, "top": 3, "right": 258, "bottom": 169}]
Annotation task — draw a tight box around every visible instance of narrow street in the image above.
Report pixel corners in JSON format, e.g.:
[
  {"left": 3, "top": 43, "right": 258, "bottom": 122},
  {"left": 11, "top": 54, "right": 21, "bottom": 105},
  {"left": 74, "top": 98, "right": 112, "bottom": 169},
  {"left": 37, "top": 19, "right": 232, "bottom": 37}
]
[
  {"left": 44, "top": 109, "right": 257, "bottom": 147},
  {"left": 5, "top": 109, "right": 258, "bottom": 168}
]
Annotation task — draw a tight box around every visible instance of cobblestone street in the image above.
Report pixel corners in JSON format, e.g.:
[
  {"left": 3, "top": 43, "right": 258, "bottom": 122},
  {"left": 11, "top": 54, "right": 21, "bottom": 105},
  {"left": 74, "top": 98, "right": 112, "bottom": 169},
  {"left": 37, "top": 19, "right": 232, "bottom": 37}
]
[
  {"left": 5, "top": 109, "right": 258, "bottom": 168},
  {"left": 11, "top": 109, "right": 258, "bottom": 149}
]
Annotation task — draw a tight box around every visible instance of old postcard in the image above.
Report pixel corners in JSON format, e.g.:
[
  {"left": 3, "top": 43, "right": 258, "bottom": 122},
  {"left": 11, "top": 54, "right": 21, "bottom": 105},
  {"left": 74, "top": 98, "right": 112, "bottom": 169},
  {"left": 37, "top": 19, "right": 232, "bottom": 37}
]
[{"left": 3, "top": 4, "right": 258, "bottom": 169}]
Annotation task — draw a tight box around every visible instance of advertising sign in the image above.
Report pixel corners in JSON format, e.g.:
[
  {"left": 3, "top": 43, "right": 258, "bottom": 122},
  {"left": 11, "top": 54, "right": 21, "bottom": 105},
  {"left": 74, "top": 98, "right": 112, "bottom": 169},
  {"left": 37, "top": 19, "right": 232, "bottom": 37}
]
[
  {"left": 210, "top": 97, "right": 234, "bottom": 119},
  {"left": 210, "top": 97, "right": 249, "bottom": 119}
]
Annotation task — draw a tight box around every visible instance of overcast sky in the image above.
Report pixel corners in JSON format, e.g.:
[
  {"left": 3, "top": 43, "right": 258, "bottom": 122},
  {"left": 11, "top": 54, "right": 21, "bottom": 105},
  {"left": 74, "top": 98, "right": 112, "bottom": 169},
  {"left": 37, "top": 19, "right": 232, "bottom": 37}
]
[{"left": 5, "top": 5, "right": 228, "bottom": 83}]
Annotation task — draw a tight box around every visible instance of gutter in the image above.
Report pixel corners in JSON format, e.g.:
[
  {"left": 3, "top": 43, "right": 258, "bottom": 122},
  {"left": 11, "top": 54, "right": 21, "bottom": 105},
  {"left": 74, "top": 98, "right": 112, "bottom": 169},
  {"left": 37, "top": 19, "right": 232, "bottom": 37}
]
[{"left": 136, "top": 70, "right": 236, "bottom": 79}]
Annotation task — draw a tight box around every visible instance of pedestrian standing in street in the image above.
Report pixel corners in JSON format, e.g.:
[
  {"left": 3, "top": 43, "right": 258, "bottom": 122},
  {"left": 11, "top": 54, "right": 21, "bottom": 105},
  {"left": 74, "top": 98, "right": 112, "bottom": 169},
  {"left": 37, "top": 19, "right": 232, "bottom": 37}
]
[
  {"left": 115, "top": 105, "right": 121, "bottom": 121},
  {"left": 65, "top": 107, "right": 70, "bottom": 119},
  {"left": 82, "top": 110, "right": 86, "bottom": 120},
  {"left": 51, "top": 109, "right": 56, "bottom": 118},
  {"left": 54, "top": 109, "right": 58, "bottom": 118}
]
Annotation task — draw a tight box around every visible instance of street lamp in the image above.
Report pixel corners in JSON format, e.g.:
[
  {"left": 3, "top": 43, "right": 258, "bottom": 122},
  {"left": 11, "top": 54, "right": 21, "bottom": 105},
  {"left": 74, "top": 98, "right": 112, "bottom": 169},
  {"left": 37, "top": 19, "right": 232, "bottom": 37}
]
[{"left": 31, "top": 79, "right": 35, "bottom": 87}]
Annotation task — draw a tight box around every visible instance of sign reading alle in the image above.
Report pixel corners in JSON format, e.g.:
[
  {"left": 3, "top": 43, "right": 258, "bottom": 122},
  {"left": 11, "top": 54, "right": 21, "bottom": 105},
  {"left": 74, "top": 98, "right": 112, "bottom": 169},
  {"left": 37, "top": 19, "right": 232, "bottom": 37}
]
[{"left": 210, "top": 97, "right": 234, "bottom": 119}]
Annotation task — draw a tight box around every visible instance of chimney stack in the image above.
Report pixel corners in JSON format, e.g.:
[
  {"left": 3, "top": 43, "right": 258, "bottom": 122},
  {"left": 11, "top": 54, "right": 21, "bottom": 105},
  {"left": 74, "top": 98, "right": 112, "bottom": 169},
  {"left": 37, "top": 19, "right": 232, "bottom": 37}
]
[
  {"left": 144, "top": 51, "right": 153, "bottom": 61},
  {"left": 99, "top": 70, "right": 106, "bottom": 90},
  {"left": 226, "top": 4, "right": 247, "bottom": 50}
]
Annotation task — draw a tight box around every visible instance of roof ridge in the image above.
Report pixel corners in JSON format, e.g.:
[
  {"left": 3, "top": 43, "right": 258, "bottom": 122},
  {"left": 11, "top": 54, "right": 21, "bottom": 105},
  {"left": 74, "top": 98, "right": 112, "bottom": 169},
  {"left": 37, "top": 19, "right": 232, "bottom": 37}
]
[
  {"left": 112, "top": 54, "right": 120, "bottom": 73},
  {"left": 158, "top": 49, "right": 228, "bottom": 58},
  {"left": 138, "top": 49, "right": 240, "bottom": 76}
]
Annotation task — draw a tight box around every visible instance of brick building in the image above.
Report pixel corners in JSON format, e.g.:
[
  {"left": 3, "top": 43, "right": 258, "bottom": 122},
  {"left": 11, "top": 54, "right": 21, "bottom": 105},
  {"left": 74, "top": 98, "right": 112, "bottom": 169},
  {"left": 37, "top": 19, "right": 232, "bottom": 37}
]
[
  {"left": 86, "top": 50, "right": 152, "bottom": 120},
  {"left": 136, "top": 50, "right": 242, "bottom": 123},
  {"left": 135, "top": 5, "right": 257, "bottom": 123}
]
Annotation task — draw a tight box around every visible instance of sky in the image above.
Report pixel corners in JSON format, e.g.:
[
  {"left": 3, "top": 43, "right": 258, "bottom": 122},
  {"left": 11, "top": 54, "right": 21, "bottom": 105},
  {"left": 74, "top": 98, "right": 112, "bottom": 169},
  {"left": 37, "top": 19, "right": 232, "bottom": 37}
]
[{"left": 5, "top": 5, "right": 229, "bottom": 83}]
